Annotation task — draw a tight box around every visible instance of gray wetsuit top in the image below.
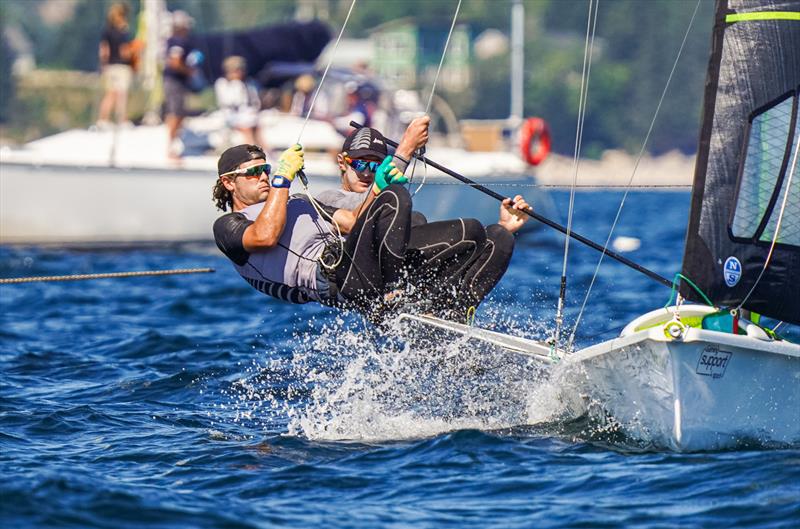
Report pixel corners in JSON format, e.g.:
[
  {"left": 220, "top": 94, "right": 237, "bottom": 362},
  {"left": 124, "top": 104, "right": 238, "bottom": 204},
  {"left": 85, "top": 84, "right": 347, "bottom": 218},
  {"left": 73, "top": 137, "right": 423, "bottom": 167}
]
[
  {"left": 314, "top": 189, "right": 370, "bottom": 211},
  {"left": 213, "top": 196, "right": 339, "bottom": 303}
]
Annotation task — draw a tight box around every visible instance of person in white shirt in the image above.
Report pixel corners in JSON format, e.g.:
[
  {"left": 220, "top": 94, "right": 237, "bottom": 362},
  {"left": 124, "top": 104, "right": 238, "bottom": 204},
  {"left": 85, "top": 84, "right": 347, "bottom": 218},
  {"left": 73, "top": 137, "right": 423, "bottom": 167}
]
[{"left": 214, "top": 56, "right": 262, "bottom": 147}]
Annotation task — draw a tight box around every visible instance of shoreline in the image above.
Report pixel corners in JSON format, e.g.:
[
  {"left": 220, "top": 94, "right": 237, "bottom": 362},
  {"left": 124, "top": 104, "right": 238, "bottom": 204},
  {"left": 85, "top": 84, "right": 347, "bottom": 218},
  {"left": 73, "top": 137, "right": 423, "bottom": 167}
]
[{"left": 535, "top": 149, "right": 695, "bottom": 188}]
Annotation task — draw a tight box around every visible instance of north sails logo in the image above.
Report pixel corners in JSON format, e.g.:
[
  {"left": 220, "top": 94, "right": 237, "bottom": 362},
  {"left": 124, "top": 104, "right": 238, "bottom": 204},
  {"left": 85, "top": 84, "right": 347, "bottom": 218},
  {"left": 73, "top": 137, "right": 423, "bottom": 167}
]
[
  {"left": 350, "top": 128, "right": 373, "bottom": 150},
  {"left": 723, "top": 256, "right": 742, "bottom": 287}
]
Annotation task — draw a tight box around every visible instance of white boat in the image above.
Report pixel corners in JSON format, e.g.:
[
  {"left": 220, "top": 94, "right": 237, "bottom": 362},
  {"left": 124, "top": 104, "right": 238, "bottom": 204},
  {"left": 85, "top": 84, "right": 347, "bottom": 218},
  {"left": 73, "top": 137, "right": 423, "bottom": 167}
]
[
  {"left": 0, "top": 0, "right": 550, "bottom": 245},
  {"left": 400, "top": 0, "right": 800, "bottom": 451},
  {"left": 564, "top": 306, "right": 800, "bottom": 450},
  {"left": 0, "top": 111, "right": 545, "bottom": 244}
]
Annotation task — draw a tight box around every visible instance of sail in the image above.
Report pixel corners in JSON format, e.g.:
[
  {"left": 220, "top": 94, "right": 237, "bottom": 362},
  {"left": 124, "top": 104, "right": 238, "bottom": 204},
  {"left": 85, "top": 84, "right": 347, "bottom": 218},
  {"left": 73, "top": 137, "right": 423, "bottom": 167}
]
[{"left": 681, "top": 0, "right": 800, "bottom": 324}]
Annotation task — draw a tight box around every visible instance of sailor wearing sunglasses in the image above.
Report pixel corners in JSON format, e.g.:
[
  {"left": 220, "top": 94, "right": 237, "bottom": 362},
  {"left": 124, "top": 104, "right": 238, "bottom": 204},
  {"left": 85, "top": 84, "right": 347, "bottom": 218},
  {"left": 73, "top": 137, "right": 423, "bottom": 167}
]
[
  {"left": 212, "top": 116, "right": 530, "bottom": 322},
  {"left": 311, "top": 126, "right": 387, "bottom": 211},
  {"left": 211, "top": 119, "right": 429, "bottom": 311}
]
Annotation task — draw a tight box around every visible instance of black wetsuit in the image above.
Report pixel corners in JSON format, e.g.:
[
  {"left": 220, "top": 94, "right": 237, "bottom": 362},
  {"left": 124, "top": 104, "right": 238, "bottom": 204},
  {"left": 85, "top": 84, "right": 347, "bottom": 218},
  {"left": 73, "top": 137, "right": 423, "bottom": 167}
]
[{"left": 329, "top": 184, "right": 515, "bottom": 320}]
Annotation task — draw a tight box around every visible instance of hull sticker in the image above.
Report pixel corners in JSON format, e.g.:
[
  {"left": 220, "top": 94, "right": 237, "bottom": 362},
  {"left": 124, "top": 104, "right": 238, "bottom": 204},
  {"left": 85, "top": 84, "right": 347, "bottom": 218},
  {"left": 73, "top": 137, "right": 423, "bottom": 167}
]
[{"left": 696, "top": 346, "right": 733, "bottom": 379}]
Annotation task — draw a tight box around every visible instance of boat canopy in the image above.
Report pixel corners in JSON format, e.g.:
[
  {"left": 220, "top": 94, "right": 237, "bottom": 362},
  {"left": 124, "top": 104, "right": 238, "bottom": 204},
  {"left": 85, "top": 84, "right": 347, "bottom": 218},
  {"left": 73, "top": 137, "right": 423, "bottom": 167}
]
[
  {"left": 193, "top": 20, "right": 331, "bottom": 87},
  {"left": 681, "top": 0, "right": 800, "bottom": 324}
]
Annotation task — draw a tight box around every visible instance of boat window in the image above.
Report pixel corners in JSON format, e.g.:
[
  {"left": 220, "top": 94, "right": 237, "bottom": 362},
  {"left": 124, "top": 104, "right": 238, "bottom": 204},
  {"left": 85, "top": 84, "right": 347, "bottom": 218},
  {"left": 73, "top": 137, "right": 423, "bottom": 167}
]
[{"left": 731, "top": 90, "right": 799, "bottom": 247}]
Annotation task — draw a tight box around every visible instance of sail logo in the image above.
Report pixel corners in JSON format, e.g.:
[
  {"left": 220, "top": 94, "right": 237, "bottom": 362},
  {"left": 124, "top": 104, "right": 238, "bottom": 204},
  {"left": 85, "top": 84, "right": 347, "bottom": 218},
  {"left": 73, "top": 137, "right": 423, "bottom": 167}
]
[
  {"left": 723, "top": 256, "right": 742, "bottom": 287},
  {"left": 696, "top": 346, "right": 732, "bottom": 379}
]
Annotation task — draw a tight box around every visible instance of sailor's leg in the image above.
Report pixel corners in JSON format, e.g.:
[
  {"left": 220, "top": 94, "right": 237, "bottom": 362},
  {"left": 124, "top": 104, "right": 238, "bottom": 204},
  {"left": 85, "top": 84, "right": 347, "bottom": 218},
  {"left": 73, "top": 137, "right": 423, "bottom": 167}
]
[
  {"left": 406, "top": 217, "right": 487, "bottom": 308},
  {"left": 336, "top": 184, "right": 412, "bottom": 307},
  {"left": 451, "top": 223, "right": 515, "bottom": 312}
]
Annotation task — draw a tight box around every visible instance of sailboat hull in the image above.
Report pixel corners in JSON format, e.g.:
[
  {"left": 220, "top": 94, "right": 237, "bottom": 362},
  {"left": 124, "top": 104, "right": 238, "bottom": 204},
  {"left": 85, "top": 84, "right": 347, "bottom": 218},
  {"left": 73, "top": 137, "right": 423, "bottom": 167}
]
[{"left": 566, "top": 327, "right": 800, "bottom": 451}]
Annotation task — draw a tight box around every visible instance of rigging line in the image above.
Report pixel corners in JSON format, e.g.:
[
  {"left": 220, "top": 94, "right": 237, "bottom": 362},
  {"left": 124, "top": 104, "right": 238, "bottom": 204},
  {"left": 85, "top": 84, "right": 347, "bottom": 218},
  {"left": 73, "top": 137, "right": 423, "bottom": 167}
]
[
  {"left": 424, "top": 0, "right": 462, "bottom": 115},
  {"left": 553, "top": 0, "right": 599, "bottom": 349},
  {"left": 0, "top": 268, "right": 215, "bottom": 284},
  {"left": 296, "top": 0, "right": 358, "bottom": 144},
  {"left": 333, "top": 181, "right": 693, "bottom": 188},
  {"left": 409, "top": 0, "right": 462, "bottom": 193},
  {"left": 365, "top": 122, "right": 674, "bottom": 288},
  {"left": 288, "top": 0, "right": 357, "bottom": 265},
  {"left": 735, "top": 137, "right": 799, "bottom": 312},
  {"left": 566, "top": 0, "right": 702, "bottom": 351}
]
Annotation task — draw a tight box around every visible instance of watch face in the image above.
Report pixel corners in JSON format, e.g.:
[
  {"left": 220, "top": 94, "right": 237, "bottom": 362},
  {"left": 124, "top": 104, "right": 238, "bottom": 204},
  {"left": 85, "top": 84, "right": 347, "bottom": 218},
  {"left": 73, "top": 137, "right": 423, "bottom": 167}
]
[{"left": 272, "top": 176, "right": 288, "bottom": 188}]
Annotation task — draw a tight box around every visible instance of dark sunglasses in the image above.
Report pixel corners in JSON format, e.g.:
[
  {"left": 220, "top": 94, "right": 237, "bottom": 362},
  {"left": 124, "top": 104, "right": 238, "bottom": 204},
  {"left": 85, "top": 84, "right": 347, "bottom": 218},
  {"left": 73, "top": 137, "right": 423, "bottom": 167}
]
[
  {"left": 347, "top": 158, "right": 379, "bottom": 173},
  {"left": 221, "top": 163, "right": 271, "bottom": 179}
]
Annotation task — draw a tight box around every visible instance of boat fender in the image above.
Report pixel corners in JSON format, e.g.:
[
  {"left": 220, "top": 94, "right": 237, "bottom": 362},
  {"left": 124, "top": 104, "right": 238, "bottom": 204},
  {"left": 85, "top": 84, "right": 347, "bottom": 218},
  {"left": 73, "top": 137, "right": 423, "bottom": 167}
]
[{"left": 519, "top": 117, "right": 551, "bottom": 166}]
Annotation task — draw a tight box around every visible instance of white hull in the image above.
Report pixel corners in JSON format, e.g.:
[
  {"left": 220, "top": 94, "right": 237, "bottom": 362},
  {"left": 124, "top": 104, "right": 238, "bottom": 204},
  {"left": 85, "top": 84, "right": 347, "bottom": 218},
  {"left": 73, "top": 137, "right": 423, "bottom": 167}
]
[
  {"left": 563, "top": 310, "right": 800, "bottom": 450},
  {"left": 0, "top": 120, "right": 546, "bottom": 244},
  {"left": 399, "top": 309, "right": 800, "bottom": 451}
]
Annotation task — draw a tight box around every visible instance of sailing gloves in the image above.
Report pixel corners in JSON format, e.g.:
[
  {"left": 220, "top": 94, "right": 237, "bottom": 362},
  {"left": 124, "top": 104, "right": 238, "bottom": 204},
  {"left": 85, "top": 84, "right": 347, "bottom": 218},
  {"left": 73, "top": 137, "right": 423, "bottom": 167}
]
[
  {"left": 372, "top": 155, "right": 408, "bottom": 195},
  {"left": 271, "top": 144, "right": 304, "bottom": 189}
]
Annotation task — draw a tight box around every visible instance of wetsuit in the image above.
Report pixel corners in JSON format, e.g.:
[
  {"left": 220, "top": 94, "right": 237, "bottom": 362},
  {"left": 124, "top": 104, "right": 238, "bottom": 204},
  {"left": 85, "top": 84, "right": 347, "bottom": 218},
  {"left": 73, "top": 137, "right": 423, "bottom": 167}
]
[
  {"left": 329, "top": 184, "right": 515, "bottom": 319},
  {"left": 214, "top": 186, "right": 514, "bottom": 320}
]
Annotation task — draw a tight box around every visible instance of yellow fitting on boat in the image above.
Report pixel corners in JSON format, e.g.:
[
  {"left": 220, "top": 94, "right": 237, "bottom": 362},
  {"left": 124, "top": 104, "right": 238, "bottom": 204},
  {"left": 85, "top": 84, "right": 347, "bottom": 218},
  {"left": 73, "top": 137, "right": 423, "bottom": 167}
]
[{"left": 664, "top": 319, "right": 687, "bottom": 341}]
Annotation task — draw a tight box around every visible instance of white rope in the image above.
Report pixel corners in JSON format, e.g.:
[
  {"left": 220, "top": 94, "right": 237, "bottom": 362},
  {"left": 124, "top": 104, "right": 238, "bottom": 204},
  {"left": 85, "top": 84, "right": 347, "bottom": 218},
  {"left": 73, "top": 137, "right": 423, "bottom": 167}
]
[
  {"left": 552, "top": 0, "right": 599, "bottom": 351},
  {"left": 291, "top": 0, "right": 358, "bottom": 269},
  {"left": 296, "top": 0, "right": 358, "bottom": 144},
  {"left": 567, "top": 0, "right": 702, "bottom": 350},
  {"left": 424, "top": 0, "right": 462, "bottom": 116},
  {"left": 408, "top": 0, "right": 462, "bottom": 197},
  {"left": 735, "top": 136, "right": 798, "bottom": 312}
]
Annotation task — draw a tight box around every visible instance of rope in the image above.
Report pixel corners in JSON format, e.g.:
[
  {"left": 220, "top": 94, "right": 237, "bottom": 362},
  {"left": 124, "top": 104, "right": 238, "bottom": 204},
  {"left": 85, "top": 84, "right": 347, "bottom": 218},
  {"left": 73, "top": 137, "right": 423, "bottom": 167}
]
[
  {"left": 735, "top": 136, "right": 798, "bottom": 312},
  {"left": 553, "top": 0, "right": 599, "bottom": 351},
  {"left": 664, "top": 272, "right": 713, "bottom": 308},
  {"left": 566, "top": 0, "right": 702, "bottom": 351},
  {"left": 296, "top": 0, "right": 358, "bottom": 143},
  {"left": 291, "top": 0, "right": 358, "bottom": 270},
  {"left": 409, "top": 0, "right": 462, "bottom": 197},
  {"left": 424, "top": 0, "right": 462, "bottom": 116},
  {"left": 0, "top": 268, "right": 215, "bottom": 284},
  {"left": 323, "top": 181, "right": 693, "bottom": 189}
]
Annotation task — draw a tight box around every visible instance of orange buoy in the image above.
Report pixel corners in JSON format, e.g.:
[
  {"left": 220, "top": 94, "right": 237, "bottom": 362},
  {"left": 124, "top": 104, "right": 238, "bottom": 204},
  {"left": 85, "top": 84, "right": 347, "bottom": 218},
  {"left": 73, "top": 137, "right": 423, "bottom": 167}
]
[{"left": 519, "top": 117, "right": 551, "bottom": 166}]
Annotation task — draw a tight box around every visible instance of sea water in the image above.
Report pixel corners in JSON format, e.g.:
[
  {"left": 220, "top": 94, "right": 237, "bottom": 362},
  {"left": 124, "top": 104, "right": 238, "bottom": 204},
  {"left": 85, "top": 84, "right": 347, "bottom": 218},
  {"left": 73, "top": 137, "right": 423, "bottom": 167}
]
[{"left": 1, "top": 191, "right": 798, "bottom": 528}]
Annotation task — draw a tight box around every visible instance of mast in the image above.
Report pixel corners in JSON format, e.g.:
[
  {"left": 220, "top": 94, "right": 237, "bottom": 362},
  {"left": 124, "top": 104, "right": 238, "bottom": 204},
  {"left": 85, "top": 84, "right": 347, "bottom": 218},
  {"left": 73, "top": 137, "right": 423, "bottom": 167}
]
[{"left": 510, "top": 0, "right": 524, "bottom": 126}]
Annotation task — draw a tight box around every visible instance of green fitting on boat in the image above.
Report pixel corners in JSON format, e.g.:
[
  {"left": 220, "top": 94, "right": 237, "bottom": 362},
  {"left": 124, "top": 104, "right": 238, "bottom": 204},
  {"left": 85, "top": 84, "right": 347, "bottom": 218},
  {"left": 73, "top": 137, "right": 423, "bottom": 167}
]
[{"left": 726, "top": 11, "right": 800, "bottom": 23}]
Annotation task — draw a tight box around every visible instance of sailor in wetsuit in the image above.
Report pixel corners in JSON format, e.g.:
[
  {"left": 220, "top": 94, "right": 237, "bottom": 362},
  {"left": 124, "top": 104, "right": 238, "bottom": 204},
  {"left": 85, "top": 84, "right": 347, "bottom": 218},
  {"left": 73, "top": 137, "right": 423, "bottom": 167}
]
[
  {"left": 314, "top": 125, "right": 532, "bottom": 318},
  {"left": 212, "top": 116, "right": 531, "bottom": 321}
]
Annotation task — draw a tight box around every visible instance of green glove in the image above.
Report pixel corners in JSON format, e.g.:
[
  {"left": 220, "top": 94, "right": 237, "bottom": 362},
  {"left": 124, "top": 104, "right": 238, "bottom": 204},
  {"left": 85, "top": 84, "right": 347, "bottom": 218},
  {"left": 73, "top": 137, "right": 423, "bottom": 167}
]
[
  {"left": 372, "top": 155, "right": 408, "bottom": 195},
  {"left": 271, "top": 144, "right": 304, "bottom": 188}
]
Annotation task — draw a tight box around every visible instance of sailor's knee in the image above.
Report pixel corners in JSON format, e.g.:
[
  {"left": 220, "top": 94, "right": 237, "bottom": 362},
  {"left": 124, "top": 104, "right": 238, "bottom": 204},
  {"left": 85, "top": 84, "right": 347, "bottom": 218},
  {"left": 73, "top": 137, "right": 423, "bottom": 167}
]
[
  {"left": 487, "top": 224, "right": 515, "bottom": 255},
  {"left": 461, "top": 218, "right": 487, "bottom": 246},
  {"left": 381, "top": 184, "right": 412, "bottom": 209}
]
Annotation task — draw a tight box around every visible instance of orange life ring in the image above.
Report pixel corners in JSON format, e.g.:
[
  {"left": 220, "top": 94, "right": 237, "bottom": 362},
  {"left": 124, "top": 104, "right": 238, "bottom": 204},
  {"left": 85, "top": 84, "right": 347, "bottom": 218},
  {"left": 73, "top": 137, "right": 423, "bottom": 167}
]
[{"left": 519, "top": 117, "right": 551, "bottom": 166}]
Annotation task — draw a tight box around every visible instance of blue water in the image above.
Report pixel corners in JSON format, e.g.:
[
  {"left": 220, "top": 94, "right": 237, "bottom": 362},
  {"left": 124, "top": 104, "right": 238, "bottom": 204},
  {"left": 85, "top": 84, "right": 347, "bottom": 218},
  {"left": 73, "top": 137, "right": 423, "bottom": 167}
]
[{"left": 2, "top": 191, "right": 798, "bottom": 528}]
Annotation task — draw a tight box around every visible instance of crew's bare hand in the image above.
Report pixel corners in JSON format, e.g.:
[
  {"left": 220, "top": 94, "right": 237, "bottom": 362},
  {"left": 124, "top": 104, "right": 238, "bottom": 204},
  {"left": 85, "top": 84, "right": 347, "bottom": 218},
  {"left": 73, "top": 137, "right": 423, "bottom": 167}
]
[
  {"left": 396, "top": 115, "right": 430, "bottom": 158},
  {"left": 498, "top": 195, "right": 530, "bottom": 234}
]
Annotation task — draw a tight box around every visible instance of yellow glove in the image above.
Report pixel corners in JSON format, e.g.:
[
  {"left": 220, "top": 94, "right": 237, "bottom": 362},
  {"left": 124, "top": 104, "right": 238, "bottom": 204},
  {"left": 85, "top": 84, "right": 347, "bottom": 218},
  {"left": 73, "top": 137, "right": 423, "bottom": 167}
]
[{"left": 271, "top": 144, "right": 304, "bottom": 188}]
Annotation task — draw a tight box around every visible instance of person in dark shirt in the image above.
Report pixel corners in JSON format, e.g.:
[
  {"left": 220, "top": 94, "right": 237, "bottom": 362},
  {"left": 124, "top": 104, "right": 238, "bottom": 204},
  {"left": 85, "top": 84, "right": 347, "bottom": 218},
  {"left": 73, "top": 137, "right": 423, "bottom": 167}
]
[
  {"left": 163, "top": 10, "right": 197, "bottom": 158},
  {"left": 97, "top": 2, "right": 133, "bottom": 127}
]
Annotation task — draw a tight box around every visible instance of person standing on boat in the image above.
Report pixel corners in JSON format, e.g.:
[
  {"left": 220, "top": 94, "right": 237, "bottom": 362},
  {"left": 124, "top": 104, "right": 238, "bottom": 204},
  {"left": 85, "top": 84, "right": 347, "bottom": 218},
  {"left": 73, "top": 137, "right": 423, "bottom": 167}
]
[
  {"left": 215, "top": 56, "right": 262, "bottom": 148},
  {"left": 163, "top": 10, "right": 197, "bottom": 159},
  {"left": 97, "top": 2, "right": 134, "bottom": 128},
  {"left": 212, "top": 116, "right": 529, "bottom": 321}
]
